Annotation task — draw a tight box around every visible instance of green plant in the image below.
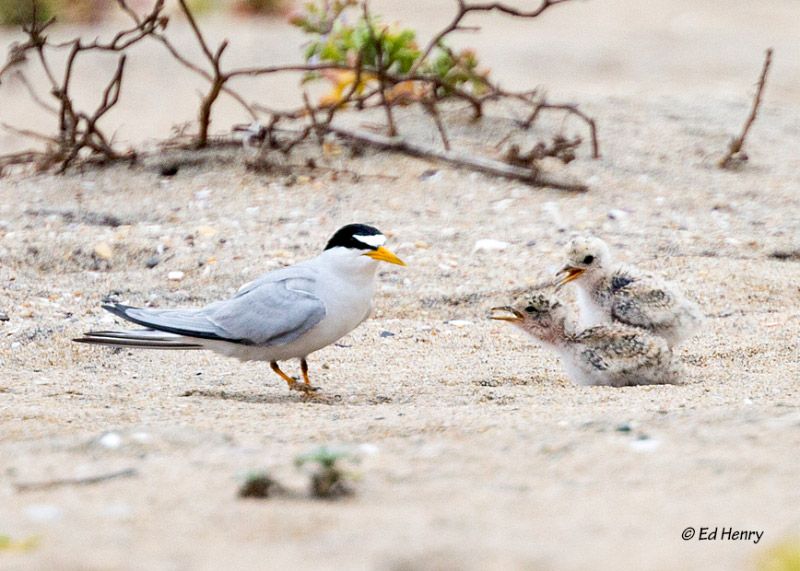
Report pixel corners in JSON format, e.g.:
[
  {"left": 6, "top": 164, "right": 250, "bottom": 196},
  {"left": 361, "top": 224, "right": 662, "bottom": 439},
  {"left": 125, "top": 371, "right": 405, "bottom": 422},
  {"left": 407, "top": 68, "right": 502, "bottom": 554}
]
[
  {"left": 294, "top": 446, "right": 357, "bottom": 499},
  {"left": 0, "top": 534, "right": 39, "bottom": 552},
  {"left": 237, "top": 471, "right": 278, "bottom": 498},
  {"left": 758, "top": 537, "right": 800, "bottom": 571},
  {"left": 0, "top": 1, "right": 52, "bottom": 26},
  {"left": 234, "top": 0, "right": 285, "bottom": 15},
  {"left": 290, "top": 1, "right": 489, "bottom": 107}
]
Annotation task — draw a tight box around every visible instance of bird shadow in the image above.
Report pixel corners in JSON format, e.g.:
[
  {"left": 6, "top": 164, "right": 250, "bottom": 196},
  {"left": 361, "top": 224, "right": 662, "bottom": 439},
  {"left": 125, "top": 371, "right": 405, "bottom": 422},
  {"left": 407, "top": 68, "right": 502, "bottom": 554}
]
[{"left": 179, "top": 388, "right": 342, "bottom": 406}]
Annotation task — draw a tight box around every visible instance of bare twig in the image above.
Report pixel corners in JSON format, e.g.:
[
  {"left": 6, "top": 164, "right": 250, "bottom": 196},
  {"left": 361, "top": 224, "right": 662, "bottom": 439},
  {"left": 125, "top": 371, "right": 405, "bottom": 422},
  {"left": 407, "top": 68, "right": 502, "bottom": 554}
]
[
  {"left": 13, "top": 468, "right": 138, "bottom": 491},
  {"left": 719, "top": 48, "right": 773, "bottom": 169},
  {"left": 412, "top": 0, "right": 573, "bottom": 74},
  {"left": 522, "top": 100, "right": 599, "bottom": 158},
  {"left": 327, "top": 126, "right": 587, "bottom": 191}
]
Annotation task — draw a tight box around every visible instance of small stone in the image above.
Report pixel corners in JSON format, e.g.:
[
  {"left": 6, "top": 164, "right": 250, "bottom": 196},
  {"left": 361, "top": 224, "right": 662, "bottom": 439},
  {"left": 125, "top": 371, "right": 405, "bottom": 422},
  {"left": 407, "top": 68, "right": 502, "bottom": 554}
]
[
  {"left": 473, "top": 239, "right": 509, "bottom": 253},
  {"left": 615, "top": 423, "right": 632, "bottom": 433},
  {"left": 145, "top": 256, "right": 160, "bottom": 269},
  {"left": 414, "top": 241, "right": 430, "bottom": 249},
  {"left": 379, "top": 331, "right": 395, "bottom": 338},
  {"left": 167, "top": 271, "right": 185, "bottom": 281},
  {"left": 98, "top": 431, "right": 123, "bottom": 449},
  {"left": 447, "top": 320, "right": 473, "bottom": 328},
  {"left": 93, "top": 242, "right": 113, "bottom": 260},
  {"left": 24, "top": 504, "right": 63, "bottom": 523},
  {"left": 419, "top": 169, "right": 440, "bottom": 181},
  {"left": 0, "top": 311, "right": 8, "bottom": 322},
  {"left": 159, "top": 163, "right": 179, "bottom": 177},
  {"left": 492, "top": 198, "right": 515, "bottom": 212},
  {"left": 197, "top": 226, "right": 218, "bottom": 238},
  {"left": 629, "top": 435, "right": 660, "bottom": 453}
]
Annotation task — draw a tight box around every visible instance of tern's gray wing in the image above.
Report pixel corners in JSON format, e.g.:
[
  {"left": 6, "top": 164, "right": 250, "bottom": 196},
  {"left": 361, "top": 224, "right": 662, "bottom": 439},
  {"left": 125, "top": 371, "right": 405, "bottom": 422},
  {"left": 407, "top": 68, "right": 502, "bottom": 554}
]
[{"left": 103, "top": 266, "right": 326, "bottom": 346}]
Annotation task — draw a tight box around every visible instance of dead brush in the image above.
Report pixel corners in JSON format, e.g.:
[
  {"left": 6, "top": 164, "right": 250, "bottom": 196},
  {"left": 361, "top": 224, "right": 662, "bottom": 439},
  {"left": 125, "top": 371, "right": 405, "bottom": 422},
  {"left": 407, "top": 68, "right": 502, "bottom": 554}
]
[{"left": 1, "top": 0, "right": 598, "bottom": 190}]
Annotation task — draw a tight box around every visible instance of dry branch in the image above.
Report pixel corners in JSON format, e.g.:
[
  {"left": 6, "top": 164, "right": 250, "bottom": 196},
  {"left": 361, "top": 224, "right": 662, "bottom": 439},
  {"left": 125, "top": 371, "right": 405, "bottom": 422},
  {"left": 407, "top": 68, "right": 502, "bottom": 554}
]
[
  {"left": 719, "top": 48, "right": 773, "bottom": 169},
  {"left": 13, "top": 468, "right": 137, "bottom": 491},
  {"left": 327, "top": 126, "right": 587, "bottom": 191},
  {"left": 0, "top": 0, "right": 597, "bottom": 187}
]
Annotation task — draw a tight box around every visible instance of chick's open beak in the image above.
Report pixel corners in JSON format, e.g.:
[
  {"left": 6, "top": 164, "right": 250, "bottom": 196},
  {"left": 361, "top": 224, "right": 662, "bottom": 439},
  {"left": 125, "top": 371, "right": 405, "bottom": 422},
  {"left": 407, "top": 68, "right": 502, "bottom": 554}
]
[
  {"left": 555, "top": 265, "right": 585, "bottom": 290},
  {"left": 490, "top": 306, "right": 523, "bottom": 322},
  {"left": 365, "top": 246, "right": 406, "bottom": 266}
]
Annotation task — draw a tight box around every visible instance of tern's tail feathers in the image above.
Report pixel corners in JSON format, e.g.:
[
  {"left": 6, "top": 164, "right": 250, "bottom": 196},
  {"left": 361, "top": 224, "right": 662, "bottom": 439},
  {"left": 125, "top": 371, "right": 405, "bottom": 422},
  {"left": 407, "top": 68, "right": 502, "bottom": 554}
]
[
  {"left": 73, "top": 328, "right": 203, "bottom": 350},
  {"left": 100, "top": 303, "right": 241, "bottom": 343}
]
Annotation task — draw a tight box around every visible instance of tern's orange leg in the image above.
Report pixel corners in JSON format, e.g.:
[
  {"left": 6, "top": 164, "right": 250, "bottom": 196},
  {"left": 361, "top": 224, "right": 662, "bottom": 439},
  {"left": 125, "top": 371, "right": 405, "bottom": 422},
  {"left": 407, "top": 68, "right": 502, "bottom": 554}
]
[
  {"left": 300, "top": 358, "right": 311, "bottom": 386},
  {"left": 270, "top": 361, "right": 297, "bottom": 389}
]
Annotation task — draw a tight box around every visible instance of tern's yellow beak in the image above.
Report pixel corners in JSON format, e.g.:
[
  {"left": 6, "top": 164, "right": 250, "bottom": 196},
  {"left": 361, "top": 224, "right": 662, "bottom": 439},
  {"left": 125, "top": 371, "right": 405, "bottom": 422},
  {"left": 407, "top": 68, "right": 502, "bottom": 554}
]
[
  {"left": 490, "top": 306, "right": 523, "bottom": 322},
  {"left": 365, "top": 246, "right": 406, "bottom": 266},
  {"left": 555, "top": 265, "right": 585, "bottom": 290}
]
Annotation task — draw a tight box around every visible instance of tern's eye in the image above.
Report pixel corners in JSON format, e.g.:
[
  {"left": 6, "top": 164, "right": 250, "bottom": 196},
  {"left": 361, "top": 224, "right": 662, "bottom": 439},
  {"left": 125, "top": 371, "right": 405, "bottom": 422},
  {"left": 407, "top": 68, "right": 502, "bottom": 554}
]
[
  {"left": 525, "top": 305, "right": 536, "bottom": 313},
  {"left": 583, "top": 255, "right": 595, "bottom": 264}
]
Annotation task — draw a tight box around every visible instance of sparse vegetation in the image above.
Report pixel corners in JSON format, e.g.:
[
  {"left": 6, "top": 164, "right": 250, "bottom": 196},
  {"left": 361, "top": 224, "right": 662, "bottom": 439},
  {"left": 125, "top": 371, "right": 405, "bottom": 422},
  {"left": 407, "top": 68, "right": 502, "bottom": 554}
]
[
  {"left": 238, "top": 471, "right": 278, "bottom": 498},
  {"left": 0, "top": 0, "right": 596, "bottom": 190},
  {"left": 295, "top": 446, "right": 356, "bottom": 499},
  {"left": 758, "top": 537, "right": 800, "bottom": 571},
  {"left": 0, "top": 534, "right": 39, "bottom": 552}
]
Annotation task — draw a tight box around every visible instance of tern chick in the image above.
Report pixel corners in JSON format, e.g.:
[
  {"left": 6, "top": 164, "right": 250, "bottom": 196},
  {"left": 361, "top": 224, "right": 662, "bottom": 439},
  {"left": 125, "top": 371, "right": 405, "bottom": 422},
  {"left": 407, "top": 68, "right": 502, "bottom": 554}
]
[
  {"left": 555, "top": 236, "right": 703, "bottom": 347},
  {"left": 491, "top": 292, "right": 682, "bottom": 387},
  {"left": 75, "top": 224, "right": 405, "bottom": 393}
]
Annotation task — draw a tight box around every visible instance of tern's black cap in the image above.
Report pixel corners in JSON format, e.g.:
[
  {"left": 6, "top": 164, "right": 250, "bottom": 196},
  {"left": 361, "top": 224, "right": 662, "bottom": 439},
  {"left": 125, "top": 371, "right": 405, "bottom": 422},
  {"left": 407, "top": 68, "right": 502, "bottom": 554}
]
[{"left": 324, "top": 224, "right": 384, "bottom": 251}]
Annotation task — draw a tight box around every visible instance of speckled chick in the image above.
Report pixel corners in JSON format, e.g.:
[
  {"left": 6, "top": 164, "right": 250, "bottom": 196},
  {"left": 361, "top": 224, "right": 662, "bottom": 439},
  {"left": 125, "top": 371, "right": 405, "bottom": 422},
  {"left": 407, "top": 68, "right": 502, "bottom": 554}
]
[
  {"left": 555, "top": 236, "right": 704, "bottom": 348},
  {"left": 491, "top": 292, "right": 682, "bottom": 387}
]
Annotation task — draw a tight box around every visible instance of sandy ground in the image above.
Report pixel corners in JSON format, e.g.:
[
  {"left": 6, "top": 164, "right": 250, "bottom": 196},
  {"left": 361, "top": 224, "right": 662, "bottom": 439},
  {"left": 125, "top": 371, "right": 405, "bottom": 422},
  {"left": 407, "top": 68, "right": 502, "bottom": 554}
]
[{"left": 1, "top": 1, "right": 800, "bottom": 570}]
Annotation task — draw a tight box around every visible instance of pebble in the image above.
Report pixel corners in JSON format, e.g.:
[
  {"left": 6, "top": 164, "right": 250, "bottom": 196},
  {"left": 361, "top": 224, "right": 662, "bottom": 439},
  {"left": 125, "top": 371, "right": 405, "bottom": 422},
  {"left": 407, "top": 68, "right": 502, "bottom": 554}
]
[
  {"left": 473, "top": 239, "right": 509, "bottom": 253},
  {"left": 492, "top": 198, "right": 515, "bottom": 212},
  {"left": 159, "top": 163, "right": 179, "bottom": 177},
  {"left": 145, "top": 256, "right": 160, "bottom": 269},
  {"left": 196, "top": 226, "right": 218, "bottom": 238},
  {"left": 98, "top": 432, "right": 123, "bottom": 449},
  {"left": 419, "top": 169, "right": 441, "bottom": 181},
  {"left": 24, "top": 504, "right": 63, "bottom": 523},
  {"left": 379, "top": 331, "right": 396, "bottom": 338},
  {"left": 628, "top": 436, "right": 661, "bottom": 453},
  {"left": 93, "top": 242, "right": 113, "bottom": 260},
  {"left": 168, "top": 271, "right": 185, "bottom": 281},
  {"left": 446, "top": 320, "right": 473, "bottom": 328},
  {"left": 0, "top": 311, "right": 8, "bottom": 322}
]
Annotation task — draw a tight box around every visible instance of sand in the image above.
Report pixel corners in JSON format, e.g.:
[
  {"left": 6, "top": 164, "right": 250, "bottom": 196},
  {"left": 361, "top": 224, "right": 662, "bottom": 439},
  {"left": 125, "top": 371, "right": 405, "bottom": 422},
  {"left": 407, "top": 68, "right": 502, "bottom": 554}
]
[{"left": 1, "top": 1, "right": 799, "bottom": 569}]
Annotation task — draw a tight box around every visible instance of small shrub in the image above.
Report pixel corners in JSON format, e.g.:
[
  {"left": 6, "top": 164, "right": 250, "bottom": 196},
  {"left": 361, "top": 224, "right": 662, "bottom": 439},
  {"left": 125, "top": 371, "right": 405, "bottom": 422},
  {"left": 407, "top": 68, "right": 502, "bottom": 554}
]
[
  {"left": 238, "top": 471, "right": 278, "bottom": 498},
  {"left": 290, "top": 0, "right": 489, "bottom": 106},
  {"left": 294, "top": 446, "right": 356, "bottom": 499}
]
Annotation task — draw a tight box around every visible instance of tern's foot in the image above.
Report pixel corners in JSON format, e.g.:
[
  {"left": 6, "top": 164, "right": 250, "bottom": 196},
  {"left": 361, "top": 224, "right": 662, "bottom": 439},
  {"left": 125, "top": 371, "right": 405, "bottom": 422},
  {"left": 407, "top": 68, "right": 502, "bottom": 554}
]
[{"left": 289, "top": 382, "right": 321, "bottom": 394}]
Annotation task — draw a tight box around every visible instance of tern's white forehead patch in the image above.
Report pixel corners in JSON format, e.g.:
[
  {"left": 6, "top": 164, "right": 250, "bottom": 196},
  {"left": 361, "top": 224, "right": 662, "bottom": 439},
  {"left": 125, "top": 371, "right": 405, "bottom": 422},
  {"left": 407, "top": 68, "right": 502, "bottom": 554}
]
[{"left": 354, "top": 234, "right": 386, "bottom": 247}]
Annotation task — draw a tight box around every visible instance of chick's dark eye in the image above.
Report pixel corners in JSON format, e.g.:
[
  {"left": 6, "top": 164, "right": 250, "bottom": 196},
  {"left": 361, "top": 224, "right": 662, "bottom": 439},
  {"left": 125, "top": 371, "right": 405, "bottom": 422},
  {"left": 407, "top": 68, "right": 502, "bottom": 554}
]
[
  {"left": 583, "top": 255, "right": 595, "bottom": 264},
  {"left": 525, "top": 305, "right": 536, "bottom": 313}
]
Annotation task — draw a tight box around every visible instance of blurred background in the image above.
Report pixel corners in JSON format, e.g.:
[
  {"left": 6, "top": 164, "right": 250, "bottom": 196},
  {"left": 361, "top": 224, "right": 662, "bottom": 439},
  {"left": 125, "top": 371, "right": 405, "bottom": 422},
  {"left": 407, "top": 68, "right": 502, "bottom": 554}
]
[
  {"left": 0, "top": 0, "right": 289, "bottom": 23},
  {"left": 1, "top": 0, "right": 798, "bottom": 154}
]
